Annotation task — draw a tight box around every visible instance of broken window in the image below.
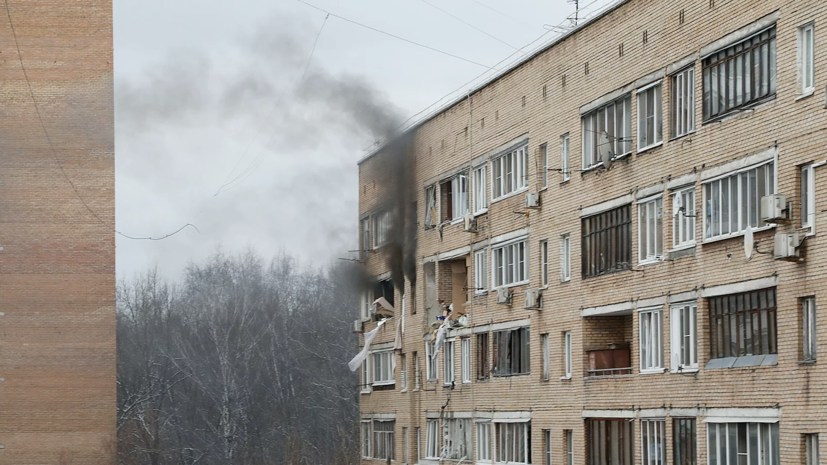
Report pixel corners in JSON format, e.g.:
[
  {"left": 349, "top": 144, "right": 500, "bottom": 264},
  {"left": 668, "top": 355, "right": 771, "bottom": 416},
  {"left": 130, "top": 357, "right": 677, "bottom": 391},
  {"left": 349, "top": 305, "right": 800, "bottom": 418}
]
[
  {"left": 476, "top": 333, "right": 490, "bottom": 380},
  {"left": 373, "top": 279, "right": 394, "bottom": 310},
  {"left": 702, "top": 26, "right": 776, "bottom": 121},
  {"left": 492, "top": 144, "right": 529, "bottom": 200},
  {"left": 708, "top": 288, "right": 777, "bottom": 360},
  {"left": 440, "top": 173, "right": 468, "bottom": 223},
  {"left": 424, "top": 185, "right": 437, "bottom": 229},
  {"left": 581, "top": 204, "right": 632, "bottom": 278},
  {"left": 582, "top": 94, "right": 632, "bottom": 170},
  {"left": 443, "top": 418, "right": 472, "bottom": 461},
  {"left": 493, "top": 327, "right": 530, "bottom": 376}
]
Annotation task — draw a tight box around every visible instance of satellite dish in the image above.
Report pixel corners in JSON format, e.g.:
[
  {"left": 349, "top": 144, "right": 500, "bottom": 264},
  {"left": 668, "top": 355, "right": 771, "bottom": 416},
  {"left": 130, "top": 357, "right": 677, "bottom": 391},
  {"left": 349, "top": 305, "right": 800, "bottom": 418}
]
[
  {"left": 673, "top": 195, "right": 683, "bottom": 217},
  {"left": 598, "top": 131, "right": 613, "bottom": 170},
  {"left": 744, "top": 225, "right": 754, "bottom": 259}
]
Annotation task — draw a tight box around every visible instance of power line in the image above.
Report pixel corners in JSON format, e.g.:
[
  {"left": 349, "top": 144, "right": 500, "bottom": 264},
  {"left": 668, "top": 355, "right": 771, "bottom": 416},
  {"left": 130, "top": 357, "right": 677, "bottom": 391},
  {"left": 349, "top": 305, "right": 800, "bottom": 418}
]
[
  {"left": 295, "top": 0, "right": 498, "bottom": 71},
  {"left": 469, "top": 0, "right": 536, "bottom": 29},
  {"left": 418, "top": 0, "right": 523, "bottom": 53},
  {"left": 3, "top": 0, "right": 198, "bottom": 241}
]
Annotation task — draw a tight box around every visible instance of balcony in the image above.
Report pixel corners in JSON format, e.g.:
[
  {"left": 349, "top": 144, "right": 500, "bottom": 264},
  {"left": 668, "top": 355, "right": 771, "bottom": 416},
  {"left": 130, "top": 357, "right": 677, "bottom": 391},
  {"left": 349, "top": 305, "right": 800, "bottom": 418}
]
[
  {"left": 582, "top": 311, "right": 633, "bottom": 379},
  {"left": 586, "top": 343, "right": 631, "bottom": 378}
]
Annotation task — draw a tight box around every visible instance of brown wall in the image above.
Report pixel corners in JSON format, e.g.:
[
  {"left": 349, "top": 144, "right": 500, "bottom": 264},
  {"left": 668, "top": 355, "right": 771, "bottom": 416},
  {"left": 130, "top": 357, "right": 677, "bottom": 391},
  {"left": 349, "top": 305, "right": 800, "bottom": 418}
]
[{"left": 0, "top": 1, "right": 115, "bottom": 463}]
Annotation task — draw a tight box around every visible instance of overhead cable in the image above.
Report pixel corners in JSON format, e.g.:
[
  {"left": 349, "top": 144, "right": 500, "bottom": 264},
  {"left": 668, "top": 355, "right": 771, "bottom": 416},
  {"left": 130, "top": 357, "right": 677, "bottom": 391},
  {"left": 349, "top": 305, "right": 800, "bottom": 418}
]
[{"left": 418, "top": 0, "right": 523, "bottom": 53}]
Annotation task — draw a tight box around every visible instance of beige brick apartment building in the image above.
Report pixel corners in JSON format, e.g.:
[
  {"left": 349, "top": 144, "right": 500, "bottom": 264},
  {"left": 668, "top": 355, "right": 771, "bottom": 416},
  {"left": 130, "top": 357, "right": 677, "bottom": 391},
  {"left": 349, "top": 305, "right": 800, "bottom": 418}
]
[
  {"left": 357, "top": 0, "right": 827, "bottom": 464},
  {"left": 0, "top": 1, "right": 115, "bottom": 463}
]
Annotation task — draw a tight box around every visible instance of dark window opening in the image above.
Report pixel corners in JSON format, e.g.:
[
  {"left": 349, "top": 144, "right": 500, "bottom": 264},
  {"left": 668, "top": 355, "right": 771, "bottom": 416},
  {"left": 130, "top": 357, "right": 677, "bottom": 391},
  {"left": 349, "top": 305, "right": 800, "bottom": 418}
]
[
  {"left": 493, "top": 327, "right": 530, "bottom": 376},
  {"left": 708, "top": 288, "right": 777, "bottom": 359},
  {"left": 581, "top": 205, "right": 632, "bottom": 278}
]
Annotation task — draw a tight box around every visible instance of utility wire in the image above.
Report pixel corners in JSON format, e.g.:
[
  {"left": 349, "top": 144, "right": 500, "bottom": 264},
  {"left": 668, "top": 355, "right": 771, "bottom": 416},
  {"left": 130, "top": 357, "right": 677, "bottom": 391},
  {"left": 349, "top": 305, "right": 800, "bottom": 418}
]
[
  {"left": 3, "top": 0, "right": 198, "bottom": 241},
  {"left": 296, "top": 0, "right": 498, "bottom": 70},
  {"left": 470, "top": 0, "right": 537, "bottom": 29},
  {"left": 418, "top": 0, "right": 523, "bottom": 53}
]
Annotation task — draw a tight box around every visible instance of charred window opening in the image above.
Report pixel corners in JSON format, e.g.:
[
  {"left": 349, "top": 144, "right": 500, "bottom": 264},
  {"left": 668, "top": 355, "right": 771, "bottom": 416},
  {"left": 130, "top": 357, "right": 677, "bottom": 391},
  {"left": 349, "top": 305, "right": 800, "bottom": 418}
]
[{"left": 374, "top": 279, "right": 394, "bottom": 309}]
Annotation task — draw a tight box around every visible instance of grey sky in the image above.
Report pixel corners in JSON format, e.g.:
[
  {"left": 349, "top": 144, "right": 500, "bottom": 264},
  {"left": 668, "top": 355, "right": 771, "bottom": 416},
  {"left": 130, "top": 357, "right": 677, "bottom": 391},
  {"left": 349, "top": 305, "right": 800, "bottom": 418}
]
[{"left": 114, "top": 0, "right": 613, "bottom": 279}]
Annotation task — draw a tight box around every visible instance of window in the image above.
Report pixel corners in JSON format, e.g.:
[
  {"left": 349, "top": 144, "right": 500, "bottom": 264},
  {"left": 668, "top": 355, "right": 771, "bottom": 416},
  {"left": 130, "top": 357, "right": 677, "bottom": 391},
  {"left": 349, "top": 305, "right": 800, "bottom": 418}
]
[
  {"left": 564, "top": 331, "right": 572, "bottom": 378},
  {"left": 426, "top": 419, "right": 440, "bottom": 459},
  {"left": 582, "top": 204, "right": 632, "bottom": 278},
  {"left": 641, "top": 419, "right": 665, "bottom": 465},
  {"left": 425, "top": 185, "right": 437, "bottom": 229},
  {"left": 443, "top": 418, "right": 472, "bottom": 461},
  {"left": 492, "top": 239, "right": 528, "bottom": 288},
  {"left": 799, "top": 23, "right": 815, "bottom": 94},
  {"left": 637, "top": 82, "right": 663, "bottom": 150},
  {"left": 638, "top": 197, "right": 663, "bottom": 263},
  {"left": 639, "top": 308, "right": 663, "bottom": 372},
  {"left": 673, "top": 418, "right": 696, "bottom": 465},
  {"left": 443, "top": 340, "right": 455, "bottom": 385},
  {"left": 361, "top": 290, "right": 372, "bottom": 321},
  {"left": 477, "top": 422, "right": 492, "bottom": 461},
  {"left": 541, "top": 143, "right": 549, "bottom": 188},
  {"left": 707, "top": 422, "right": 779, "bottom": 465},
  {"left": 426, "top": 341, "right": 438, "bottom": 382},
  {"left": 672, "top": 67, "right": 696, "bottom": 138},
  {"left": 475, "top": 248, "right": 488, "bottom": 294},
  {"left": 361, "top": 358, "right": 371, "bottom": 394},
  {"left": 461, "top": 338, "right": 471, "bottom": 383},
  {"left": 474, "top": 164, "right": 488, "bottom": 214},
  {"left": 416, "top": 427, "right": 422, "bottom": 461},
  {"left": 403, "top": 427, "right": 409, "bottom": 463},
  {"left": 495, "top": 421, "right": 531, "bottom": 464},
  {"left": 803, "top": 297, "right": 817, "bottom": 362},
  {"left": 452, "top": 174, "right": 469, "bottom": 221},
  {"left": 802, "top": 164, "right": 815, "bottom": 233},
  {"left": 582, "top": 94, "right": 632, "bottom": 170},
  {"left": 587, "top": 418, "right": 634, "bottom": 465},
  {"left": 492, "top": 144, "right": 529, "bottom": 200},
  {"left": 361, "top": 218, "right": 371, "bottom": 257},
  {"left": 373, "top": 420, "right": 395, "bottom": 461},
  {"left": 560, "top": 234, "right": 571, "bottom": 282},
  {"left": 544, "top": 430, "right": 552, "bottom": 465},
  {"left": 708, "top": 288, "right": 777, "bottom": 359},
  {"left": 372, "top": 350, "right": 395, "bottom": 385},
  {"left": 493, "top": 327, "right": 530, "bottom": 376},
  {"left": 541, "top": 333, "right": 550, "bottom": 381},
  {"left": 362, "top": 420, "right": 372, "bottom": 458},
  {"left": 541, "top": 240, "right": 549, "bottom": 287},
  {"left": 566, "top": 430, "right": 574, "bottom": 465},
  {"left": 373, "top": 210, "right": 392, "bottom": 248},
  {"left": 413, "top": 352, "right": 420, "bottom": 390},
  {"left": 561, "top": 133, "right": 571, "bottom": 181},
  {"left": 672, "top": 188, "right": 696, "bottom": 248},
  {"left": 400, "top": 354, "right": 407, "bottom": 390},
  {"left": 702, "top": 26, "right": 776, "bottom": 121},
  {"left": 477, "top": 333, "right": 490, "bottom": 380},
  {"left": 671, "top": 302, "right": 698, "bottom": 371},
  {"left": 703, "top": 162, "right": 775, "bottom": 240},
  {"left": 805, "top": 433, "right": 819, "bottom": 465}
]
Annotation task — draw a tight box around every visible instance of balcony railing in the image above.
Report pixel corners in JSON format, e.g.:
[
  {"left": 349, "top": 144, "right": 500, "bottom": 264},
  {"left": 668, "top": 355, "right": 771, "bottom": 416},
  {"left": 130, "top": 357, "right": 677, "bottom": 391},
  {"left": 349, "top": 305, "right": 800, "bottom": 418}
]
[{"left": 586, "top": 367, "right": 632, "bottom": 378}]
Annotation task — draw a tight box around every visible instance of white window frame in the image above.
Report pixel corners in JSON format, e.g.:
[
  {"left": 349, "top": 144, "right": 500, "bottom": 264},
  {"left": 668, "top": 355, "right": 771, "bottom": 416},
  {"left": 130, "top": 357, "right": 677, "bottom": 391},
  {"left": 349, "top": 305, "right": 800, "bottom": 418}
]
[
  {"left": 400, "top": 353, "right": 408, "bottom": 391},
  {"left": 805, "top": 433, "right": 819, "bottom": 465},
  {"left": 426, "top": 341, "right": 438, "bottom": 382},
  {"left": 802, "top": 164, "right": 815, "bottom": 235},
  {"left": 561, "top": 133, "right": 571, "bottom": 182},
  {"left": 426, "top": 419, "right": 440, "bottom": 459},
  {"left": 670, "top": 301, "right": 698, "bottom": 373},
  {"left": 541, "top": 143, "right": 549, "bottom": 189},
  {"left": 672, "top": 187, "right": 696, "bottom": 249},
  {"left": 414, "top": 352, "right": 421, "bottom": 390},
  {"left": 560, "top": 234, "right": 571, "bottom": 282},
  {"left": 361, "top": 357, "right": 371, "bottom": 394},
  {"left": 491, "top": 237, "right": 529, "bottom": 289},
  {"left": 373, "top": 210, "right": 392, "bottom": 248},
  {"left": 443, "top": 340, "right": 455, "bottom": 385},
  {"left": 360, "top": 290, "right": 372, "bottom": 321},
  {"left": 640, "top": 419, "right": 666, "bottom": 465},
  {"left": 702, "top": 161, "right": 775, "bottom": 242},
  {"left": 563, "top": 331, "right": 572, "bottom": 379},
  {"left": 461, "top": 338, "right": 471, "bottom": 384},
  {"left": 540, "top": 240, "right": 549, "bottom": 287},
  {"left": 638, "top": 196, "right": 664, "bottom": 264},
  {"left": 416, "top": 427, "right": 422, "bottom": 462},
  {"left": 362, "top": 420, "right": 372, "bottom": 458},
  {"left": 798, "top": 22, "right": 816, "bottom": 95},
  {"left": 373, "top": 419, "right": 396, "bottom": 461},
  {"left": 475, "top": 248, "right": 488, "bottom": 295},
  {"left": 474, "top": 164, "right": 489, "bottom": 215},
  {"left": 706, "top": 422, "right": 779, "bottom": 465},
  {"left": 541, "top": 333, "right": 550, "bottom": 381},
  {"left": 639, "top": 307, "right": 663, "bottom": 373},
  {"left": 637, "top": 81, "right": 663, "bottom": 151},
  {"left": 477, "top": 421, "right": 492, "bottom": 462},
  {"left": 361, "top": 217, "right": 371, "bottom": 256},
  {"left": 425, "top": 185, "right": 438, "bottom": 229},
  {"left": 671, "top": 67, "right": 696, "bottom": 138},
  {"left": 450, "top": 173, "right": 470, "bottom": 223},
  {"left": 544, "top": 429, "right": 552, "bottom": 465},
  {"left": 491, "top": 144, "right": 529, "bottom": 202},
  {"left": 372, "top": 350, "right": 395, "bottom": 386},
  {"left": 803, "top": 296, "right": 817, "bottom": 362},
  {"left": 443, "top": 418, "right": 472, "bottom": 461},
  {"left": 494, "top": 421, "right": 531, "bottom": 464},
  {"left": 581, "top": 94, "right": 632, "bottom": 170},
  {"left": 566, "top": 430, "right": 574, "bottom": 465}
]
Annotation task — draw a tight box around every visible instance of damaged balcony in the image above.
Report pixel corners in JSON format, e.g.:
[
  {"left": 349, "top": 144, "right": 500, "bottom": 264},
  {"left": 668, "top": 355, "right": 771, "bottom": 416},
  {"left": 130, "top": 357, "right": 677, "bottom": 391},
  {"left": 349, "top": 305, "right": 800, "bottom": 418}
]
[
  {"left": 581, "top": 304, "right": 633, "bottom": 379},
  {"left": 423, "top": 254, "right": 470, "bottom": 329}
]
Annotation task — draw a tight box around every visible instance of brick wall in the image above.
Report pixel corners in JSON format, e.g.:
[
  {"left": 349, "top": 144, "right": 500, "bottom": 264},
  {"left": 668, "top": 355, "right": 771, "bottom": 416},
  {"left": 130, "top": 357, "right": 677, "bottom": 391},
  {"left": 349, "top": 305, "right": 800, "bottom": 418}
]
[{"left": 0, "top": 1, "right": 115, "bottom": 463}]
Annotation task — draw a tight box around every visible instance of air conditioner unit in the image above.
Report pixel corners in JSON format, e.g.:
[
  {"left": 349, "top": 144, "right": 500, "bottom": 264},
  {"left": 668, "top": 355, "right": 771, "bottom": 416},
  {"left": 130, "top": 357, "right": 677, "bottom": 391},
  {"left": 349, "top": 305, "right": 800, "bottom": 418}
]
[
  {"left": 524, "top": 289, "right": 541, "bottom": 309},
  {"left": 496, "top": 288, "right": 512, "bottom": 305},
  {"left": 760, "top": 194, "right": 787, "bottom": 222},
  {"left": 525, "top": 192, "right": 540, "bottom": 209},
  {"left": 773, "top": 232, "right": 801, "bottom": 260},
  {"left": 463, "top": 213, "right": 477, "bottom": 232},
  {"left": 353, "top": 319, "right": 364, "bottom": 333}
]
